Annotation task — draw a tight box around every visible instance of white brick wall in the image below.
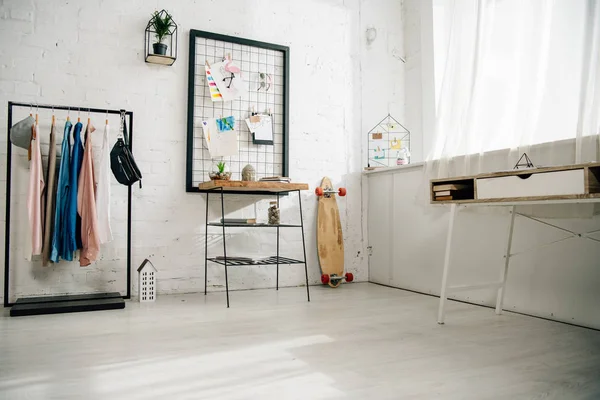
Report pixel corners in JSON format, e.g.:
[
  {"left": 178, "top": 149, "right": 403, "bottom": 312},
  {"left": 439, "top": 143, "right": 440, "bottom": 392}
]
[{"left": 0, "top": 0, "right": 403, "bottom": 302}]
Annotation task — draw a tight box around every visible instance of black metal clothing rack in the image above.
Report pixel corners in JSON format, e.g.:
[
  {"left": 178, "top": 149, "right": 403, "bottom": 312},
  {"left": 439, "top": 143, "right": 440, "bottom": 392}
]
[
  {"left": 3, "top": 101, "right": 134, "bottom": 316},
  {"left": 204, "top": 188, "right": 310, "bottom": 307}
]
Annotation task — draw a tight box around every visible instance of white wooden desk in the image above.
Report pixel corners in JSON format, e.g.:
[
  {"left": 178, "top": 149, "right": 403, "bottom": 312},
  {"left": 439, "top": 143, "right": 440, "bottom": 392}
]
[{"left": 431, "top": 163, "right": 600, "bottom": 324}]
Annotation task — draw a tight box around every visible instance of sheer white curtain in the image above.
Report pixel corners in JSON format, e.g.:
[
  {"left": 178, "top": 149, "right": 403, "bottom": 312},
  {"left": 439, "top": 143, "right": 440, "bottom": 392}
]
[{"left": 428, "top": 0, "right": 600, "bottom": 179}]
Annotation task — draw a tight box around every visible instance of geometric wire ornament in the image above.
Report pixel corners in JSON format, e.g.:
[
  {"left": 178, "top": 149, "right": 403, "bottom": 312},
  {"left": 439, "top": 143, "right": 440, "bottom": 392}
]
[
  {"left": 513, "top": 152, "right": 535, "bottom": 169},
  {"left": 144, "top": 9, "right": 178, "bottom": 66},
  {"left": 367, "top": 114, "right": 410, "bottom": 168}
]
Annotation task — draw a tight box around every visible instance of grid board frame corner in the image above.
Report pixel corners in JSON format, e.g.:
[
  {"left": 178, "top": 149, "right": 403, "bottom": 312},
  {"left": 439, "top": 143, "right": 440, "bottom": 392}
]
[{"left": 186, "top": 29, "right": 290, "bottom": 193}]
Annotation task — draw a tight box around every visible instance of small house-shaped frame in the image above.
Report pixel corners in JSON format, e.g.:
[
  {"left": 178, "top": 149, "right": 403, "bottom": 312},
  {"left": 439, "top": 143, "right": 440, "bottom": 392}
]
[
  {"left": 367, "top": 114, "right": 410, "bottom": 168},
  {"left": 137, "top": 259, "right": 157, "bottom": 302}
]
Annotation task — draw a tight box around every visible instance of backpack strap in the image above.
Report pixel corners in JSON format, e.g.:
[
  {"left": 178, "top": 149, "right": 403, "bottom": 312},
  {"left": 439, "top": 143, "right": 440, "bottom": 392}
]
[{"left": 119, "top": 110, "right": 129, "bottom": 147}]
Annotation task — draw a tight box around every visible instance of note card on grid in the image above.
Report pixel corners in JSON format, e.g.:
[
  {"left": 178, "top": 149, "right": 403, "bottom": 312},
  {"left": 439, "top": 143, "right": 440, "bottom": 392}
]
[
  {"left": 205, "top": 64, "right": 223, "bottom": 102},
  {"left": 211, "top": 59, "right": 248, "bottom": 102},
  {"left": 202, "top": 118, "right": 238, "bottom": 157},
  {"left": 245, "top": 114, "right": 274, "bottom": 145}
]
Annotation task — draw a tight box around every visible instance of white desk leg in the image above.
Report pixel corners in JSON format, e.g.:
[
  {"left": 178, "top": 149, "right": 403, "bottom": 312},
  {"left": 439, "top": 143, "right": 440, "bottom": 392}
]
[
  {"left": 496, "top": 205, "right": 516, "bottom": 315},
  {"left": 437, "top": 203, "right": 458, "bottom": 324}
]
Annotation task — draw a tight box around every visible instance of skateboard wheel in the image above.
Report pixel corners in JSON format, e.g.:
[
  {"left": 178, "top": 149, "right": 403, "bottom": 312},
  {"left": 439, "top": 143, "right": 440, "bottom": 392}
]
[
  {"left": 315, "top": 187, "right": 324, "bottom": 197},
  {"left": 338, "top": 187, "right": 347, "bottom": 197},
  {"left": 321, "top": 274, "right": 330, "bottom": 284},
  {"left": 345, "top": 272, "right": 354, "bottom": 282}
]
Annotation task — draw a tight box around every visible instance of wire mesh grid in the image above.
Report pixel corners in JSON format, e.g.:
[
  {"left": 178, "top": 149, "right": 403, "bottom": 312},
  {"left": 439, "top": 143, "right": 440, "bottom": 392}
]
[
  {"left": 191, "top": 36, "right": 286, "bottom": 187},
  {"left": 367, "top": 114, "right": 411, "bottom": 168}
]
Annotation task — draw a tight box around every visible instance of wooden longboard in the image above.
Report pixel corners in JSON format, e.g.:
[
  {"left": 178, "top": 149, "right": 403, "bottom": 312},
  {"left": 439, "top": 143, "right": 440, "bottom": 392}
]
[{"left": 317, "top": 177, "right": 344, "bottom": 288}]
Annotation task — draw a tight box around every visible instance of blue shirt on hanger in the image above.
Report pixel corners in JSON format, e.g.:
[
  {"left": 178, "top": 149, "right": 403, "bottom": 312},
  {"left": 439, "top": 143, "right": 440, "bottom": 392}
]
[
  {"left": 66, "top": 121, "right": 84, "bottom": 255},
  {"left": 50, "top": 121, "right": 73, "bottom": 262}
]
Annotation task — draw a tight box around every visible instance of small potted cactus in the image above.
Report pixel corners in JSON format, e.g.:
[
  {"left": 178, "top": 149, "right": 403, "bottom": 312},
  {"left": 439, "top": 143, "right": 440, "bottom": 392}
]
[{"left": 209, "top": 161, "right": 232, "bottom": 180}]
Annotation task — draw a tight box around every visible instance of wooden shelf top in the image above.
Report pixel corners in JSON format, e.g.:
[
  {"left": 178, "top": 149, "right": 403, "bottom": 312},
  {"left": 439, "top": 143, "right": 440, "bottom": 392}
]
[
  {"left": 146, "top": 54, "right": 176, "bottom": 66},
  {"left": 198, "top": 180, "right": 309, "bottom": 193}
]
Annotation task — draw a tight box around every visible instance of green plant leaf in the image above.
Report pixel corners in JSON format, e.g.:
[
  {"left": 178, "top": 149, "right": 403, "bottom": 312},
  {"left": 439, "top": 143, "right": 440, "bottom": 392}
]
[{"left": 151, "top": 11, "right": 173, "bottom": 43}]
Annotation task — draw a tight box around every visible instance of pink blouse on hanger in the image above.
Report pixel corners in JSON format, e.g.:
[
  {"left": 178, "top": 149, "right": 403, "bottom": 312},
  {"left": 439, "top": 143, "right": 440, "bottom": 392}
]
[
  {"left": 77, "top": 122, "right": 100, "bottom": 266},
  {"left": 27, "top": 123, "right": 45, "bottom": 255}
]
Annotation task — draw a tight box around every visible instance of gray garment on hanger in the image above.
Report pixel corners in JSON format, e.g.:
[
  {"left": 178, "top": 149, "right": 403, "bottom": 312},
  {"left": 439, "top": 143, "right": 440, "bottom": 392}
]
[
  {"left": 10, "top": 115, "right": 34, "bottom": 149},
  {"left": 42, "top": 122, "right": 58, "bottom": 266}
]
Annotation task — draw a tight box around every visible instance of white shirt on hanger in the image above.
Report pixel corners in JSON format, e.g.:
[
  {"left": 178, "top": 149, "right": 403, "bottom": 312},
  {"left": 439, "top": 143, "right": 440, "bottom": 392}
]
[{"left": 96, "top": 122, "right": 112, "bottom": 244}]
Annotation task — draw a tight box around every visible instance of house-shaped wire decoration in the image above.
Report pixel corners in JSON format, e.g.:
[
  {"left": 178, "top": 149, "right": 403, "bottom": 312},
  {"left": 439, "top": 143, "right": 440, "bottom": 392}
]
[
  {"left": 137, "top": 259, "right": 157, "bottom": 302},
  {"left": 145, "top": 9, "right": 178, "bottom": 66},
  {"left": 367, "top": 114, "right": 410, "bottom": 168}
]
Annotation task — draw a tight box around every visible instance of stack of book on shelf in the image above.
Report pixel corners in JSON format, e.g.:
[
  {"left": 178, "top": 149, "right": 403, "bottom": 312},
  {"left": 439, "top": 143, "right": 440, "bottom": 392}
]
[
  {"left": 221, "top": 218, "right": 259, "bottom": 225},
  {"left": 432, "top": 183, "right": 468, "bottom": 201},
  {"left": 259, "top": 176, "right": 291, "bottom": 183}
]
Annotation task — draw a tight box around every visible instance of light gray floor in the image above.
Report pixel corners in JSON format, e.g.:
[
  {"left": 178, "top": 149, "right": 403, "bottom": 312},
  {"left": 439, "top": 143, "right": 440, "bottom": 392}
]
[{"left": 1, "top": 283, "right": 599, "bottom": 400}]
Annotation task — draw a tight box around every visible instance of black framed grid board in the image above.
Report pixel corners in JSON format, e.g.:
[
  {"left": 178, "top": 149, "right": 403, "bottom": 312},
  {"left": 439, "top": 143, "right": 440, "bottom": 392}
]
[{"left": 186, "top": 29, "right": 290, "bottom": 193}]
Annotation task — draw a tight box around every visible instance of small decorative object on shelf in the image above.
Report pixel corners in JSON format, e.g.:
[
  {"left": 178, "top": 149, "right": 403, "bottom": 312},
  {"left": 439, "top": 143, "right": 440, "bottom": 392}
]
[
  {"left": 259, "top": 176, "right": 291, "bottom": 183},
  {"left": 209, "top": 161, "right": 232, "bottom": 180},
  {"left": 145, "top": 9, "right": 177, "bottom": 66},
  {"left": 514, "top": 153, "right": 535, "bottom": 169},
  {"left": 137, "top": 259, "right": 157, "bottom": 302},
  {"left": 396, "top": 147, "right": 411, "bottom": 165},
  {"left": 268, "top": 201, "right": 280, "bottom": 225},
  {"left": 242, "top": 164, "right": 256, "bottom": 181}
]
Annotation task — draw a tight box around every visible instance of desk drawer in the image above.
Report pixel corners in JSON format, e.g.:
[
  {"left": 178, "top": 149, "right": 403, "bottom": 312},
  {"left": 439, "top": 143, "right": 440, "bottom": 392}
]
[{"left": 476, "top": 169, "right": 585, "bottom": 200}]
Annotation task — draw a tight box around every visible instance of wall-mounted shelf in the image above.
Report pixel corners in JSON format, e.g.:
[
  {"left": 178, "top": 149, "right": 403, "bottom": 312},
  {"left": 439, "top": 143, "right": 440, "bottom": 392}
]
[
  {"left": 145, "top": 9, "right": 177, "bottom": 66},
  {"left": 145, "top": 54, "right": 176, "bottom": 66}
]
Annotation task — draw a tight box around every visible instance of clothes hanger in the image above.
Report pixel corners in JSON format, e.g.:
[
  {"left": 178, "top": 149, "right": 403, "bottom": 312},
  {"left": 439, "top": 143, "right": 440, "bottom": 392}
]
[
  {"left": 33, "top": 103, "right": 38, "bottom": 139},
  {"left": 51, "top": 106, "right": 55, "bottom": 125},
  {"left": 87, "top": 108, "right": 91, "bottom": 125},
  {"left": 118, "top": 110, "right": 125, "bottom": 139},
  {"left": 67, "top": 106, "right": 70, "bottom": 122},
  {"left": 105, "top": 109, "right": 108, "bottom": 126},
  {"left": 78, "top": 107, "right": 81, "bottom": 123}
]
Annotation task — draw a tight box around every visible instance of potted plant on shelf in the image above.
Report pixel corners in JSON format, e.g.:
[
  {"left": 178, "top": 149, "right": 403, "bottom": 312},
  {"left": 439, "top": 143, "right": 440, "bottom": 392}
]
[
  {"left": 150, "top": 10, "right": 173, "bottom": 55},
  {"left": 209, "top": 161, "right": 232, "bottom": 181}
]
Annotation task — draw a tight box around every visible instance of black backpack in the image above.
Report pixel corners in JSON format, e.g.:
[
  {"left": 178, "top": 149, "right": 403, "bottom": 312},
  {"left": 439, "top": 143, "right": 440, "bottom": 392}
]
[{"left": 111, "top": 112, "right": 142, "bottom": 188}]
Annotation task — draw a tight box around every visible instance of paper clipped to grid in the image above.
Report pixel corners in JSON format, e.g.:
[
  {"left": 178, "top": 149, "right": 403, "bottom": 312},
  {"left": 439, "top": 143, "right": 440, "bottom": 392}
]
[
  {"left": 205, "top": 64, "right": 223, "bottom": 102},
  {"left": 202, "top": 117, "right": 238, "bottom": 157},
  {"left": 211, "top": 59, "right": 248, "bottom": 102},
  {"left": 245, "top": 114, "right": 274, "bottom": 143}
]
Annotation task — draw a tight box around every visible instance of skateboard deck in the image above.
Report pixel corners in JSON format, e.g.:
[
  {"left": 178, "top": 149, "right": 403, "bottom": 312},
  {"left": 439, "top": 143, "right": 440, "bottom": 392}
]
[{"left": 317, "top": 177, "right": 345, "bottom": 288}]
